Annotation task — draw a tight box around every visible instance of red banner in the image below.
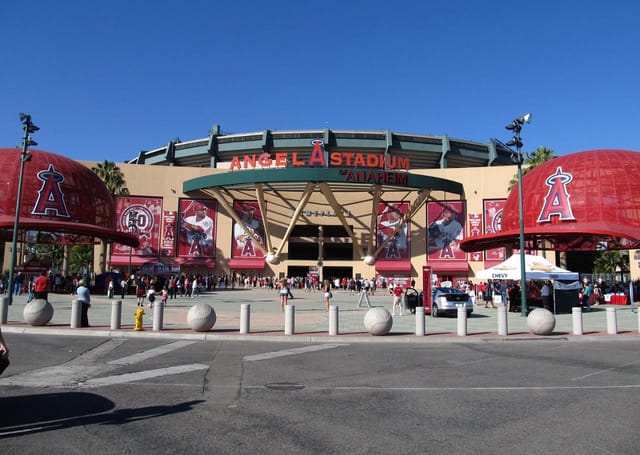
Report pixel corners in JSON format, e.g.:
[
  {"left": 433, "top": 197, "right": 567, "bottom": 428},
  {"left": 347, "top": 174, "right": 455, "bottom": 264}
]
[
  {"left": 161, "top": 210, "right": 177, "bottom": 257},
  {"left": 483, "top": 199, "right": 506, "bottom": 262},
  {"left": 232, "top": 201, "right": 266, "bottom": 258},
  {"left": 113, "top": 196, "right": 162, "bottom": 257},
  {"left": 376, "top": 202, "right": 410, "bottom": 260},
  {"left": 177, "top": 199, "right": 217, "bottom": 258},
  {"left": 427, "top": 201, "right": 466, "bottom": 261}
]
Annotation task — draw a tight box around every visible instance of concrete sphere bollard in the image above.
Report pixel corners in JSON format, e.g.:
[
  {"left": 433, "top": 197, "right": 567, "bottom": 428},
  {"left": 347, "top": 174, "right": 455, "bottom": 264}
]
[
  {"left": 23, "top": 299, "right": 54, "bottom": 326},
  {"left": 187, "top": 303, "right": 217, "bottom": 332},
  {"left": 364, "top": 307, "right": 393, "bottom": 335},
  {"left": 526, "top": 308, "right": 556, "bottom": 335}
]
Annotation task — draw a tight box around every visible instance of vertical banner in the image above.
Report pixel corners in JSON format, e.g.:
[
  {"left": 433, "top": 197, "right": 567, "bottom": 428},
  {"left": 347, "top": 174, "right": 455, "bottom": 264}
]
[
  {"left": 232, "top": 201, "right": 266, "bottom": 258},
  {"left": 427, "top": 201, "right": 466, "bottom": 261},
  {"left": 161, "top": 210, "right": 177, "bottom": 257},
  {"left": 483, "top": 199, "right": 506, "bottom": 262},
  {"left": 113, "top": 196, "right": 163, "bottom": 257},
  {"left": 178, "top": 199, "right": 217, "bottom": 257},
  {"left": 467, "top": 213, "right": 483, "bottom": 262},
  {"left": 376, "top": 202, "right": 410, "bottom": 260}
]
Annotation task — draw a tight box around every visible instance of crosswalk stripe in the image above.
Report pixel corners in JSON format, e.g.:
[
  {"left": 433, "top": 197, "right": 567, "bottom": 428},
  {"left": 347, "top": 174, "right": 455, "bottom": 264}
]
[
  {"left": 243, "top": 344, "right": 347, "bottom": 362},
  {"left": 79, "top": 363, "right": 209, "bottom": 387}
]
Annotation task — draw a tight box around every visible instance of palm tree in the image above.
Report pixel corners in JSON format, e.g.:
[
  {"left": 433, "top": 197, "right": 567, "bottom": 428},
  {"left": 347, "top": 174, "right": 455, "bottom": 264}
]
[
  {"left": 507, "top": 146, "right": 556, "bottom": 191},
  {"left": 91, "top": 161, "right": 130, "bottom": 198},
  {"left": 91, "top": 161, "right": 131, "bottom": 274}
]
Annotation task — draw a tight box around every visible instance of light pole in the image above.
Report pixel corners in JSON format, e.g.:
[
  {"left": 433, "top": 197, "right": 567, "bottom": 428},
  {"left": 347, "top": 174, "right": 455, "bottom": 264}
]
[
  {"left": 127, "top": 209, "right": 138, "bottom": 279},
  {"left": 7, "top": 114, "right": 39, "bottom": 305},
  {"left": 505, "top": 113, "right": 531, "bottom": 317}
]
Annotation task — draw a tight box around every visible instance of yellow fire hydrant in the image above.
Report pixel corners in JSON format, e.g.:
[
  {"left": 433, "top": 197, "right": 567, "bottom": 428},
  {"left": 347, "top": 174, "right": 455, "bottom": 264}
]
[{"left": 134, "top": 307, "right": 145, "bottom": 331}]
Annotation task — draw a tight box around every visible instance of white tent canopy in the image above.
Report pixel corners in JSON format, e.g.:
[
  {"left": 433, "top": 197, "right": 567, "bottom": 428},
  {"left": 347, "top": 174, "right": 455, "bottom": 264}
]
[{"left": 476, "top": 254, "right": 579, "bottom": 281}]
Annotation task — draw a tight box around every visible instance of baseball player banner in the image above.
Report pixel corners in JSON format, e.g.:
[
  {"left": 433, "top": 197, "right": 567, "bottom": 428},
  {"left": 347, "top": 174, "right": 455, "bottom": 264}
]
[
  {"left": 427, "top": 200, "right": 466, "bottom": 261},
  {"left": 161, "top": 210, "right": 177, "bottom": 257},
  {"left": 483, "top": 199, "right": 506, "bottom": 262},
  {"left": 232, "top": 201, "right": 266, "bottom": 258},
  {"left": 376, "top": 202, "right": 410, "bottom": 260},
  {"left": 113, "top": 196, "right": 163, "bottom": 257},
  {"left": 178, "top": 199, "right": 217, "bottom": 258}
]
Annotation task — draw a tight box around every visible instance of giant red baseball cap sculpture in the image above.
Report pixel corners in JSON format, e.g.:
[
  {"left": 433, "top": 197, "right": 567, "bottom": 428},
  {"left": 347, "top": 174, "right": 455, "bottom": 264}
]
[
  {"left": 461, "top": 149, "right": 640, "bottom": 252},
  {"left": 0, "top": 148, "right": 138, "bottom": 247}
]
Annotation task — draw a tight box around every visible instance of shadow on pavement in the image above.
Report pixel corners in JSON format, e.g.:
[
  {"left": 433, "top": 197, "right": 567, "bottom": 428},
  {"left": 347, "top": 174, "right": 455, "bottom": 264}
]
[{"left": 0, "top": 392, "right": 203, "bottom": 438}]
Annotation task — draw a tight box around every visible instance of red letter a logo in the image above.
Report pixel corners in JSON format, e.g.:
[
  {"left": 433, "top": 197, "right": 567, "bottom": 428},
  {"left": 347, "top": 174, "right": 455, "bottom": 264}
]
[
  {"left": 32, "top": 164, "right": 70, "bottom": 218},
  {"left": 537, "top": 166, "right": 576, "bottom": 223}
]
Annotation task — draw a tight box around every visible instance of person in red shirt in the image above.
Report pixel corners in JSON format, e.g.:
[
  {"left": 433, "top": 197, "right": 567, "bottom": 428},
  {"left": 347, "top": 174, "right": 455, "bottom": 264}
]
[
  {"left": 392, "top": 285, "right": 404, "bottom": 316},
  {"left": 34, "top": 271, "right": 49, "bottom": 300}
]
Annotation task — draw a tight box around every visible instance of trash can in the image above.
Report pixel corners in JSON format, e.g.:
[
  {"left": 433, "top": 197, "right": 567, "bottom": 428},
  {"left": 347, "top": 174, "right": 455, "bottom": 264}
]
[{"left": 404, "top": 288, "right": 420, "bottom": 314}]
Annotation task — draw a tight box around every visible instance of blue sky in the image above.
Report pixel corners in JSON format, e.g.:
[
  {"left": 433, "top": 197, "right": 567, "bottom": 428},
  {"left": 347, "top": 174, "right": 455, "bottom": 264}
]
[{"left": 1, "top": 1, "right": 638, "bottom": 163}]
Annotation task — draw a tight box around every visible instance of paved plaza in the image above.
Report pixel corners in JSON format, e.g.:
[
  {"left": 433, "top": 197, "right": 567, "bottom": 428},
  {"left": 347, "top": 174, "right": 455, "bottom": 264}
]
[{"left": 2, "top": 286, "right": 640, "bottom": 342}]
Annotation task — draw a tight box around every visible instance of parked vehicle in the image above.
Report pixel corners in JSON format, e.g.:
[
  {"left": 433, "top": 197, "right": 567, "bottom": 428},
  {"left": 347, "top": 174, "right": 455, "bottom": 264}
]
[{"left": 430, "top": 286, "right": 473, "bottom": 317}]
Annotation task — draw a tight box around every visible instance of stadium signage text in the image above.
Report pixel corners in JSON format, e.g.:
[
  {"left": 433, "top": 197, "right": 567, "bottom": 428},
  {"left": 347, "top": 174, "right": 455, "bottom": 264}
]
[{"left": 229, "top": 139, "right": 410, "bottom": 171}]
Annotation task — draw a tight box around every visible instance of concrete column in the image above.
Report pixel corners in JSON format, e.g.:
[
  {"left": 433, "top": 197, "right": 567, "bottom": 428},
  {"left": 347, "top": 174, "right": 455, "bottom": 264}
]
[
  {"left": 153, "top": 301, "right": 164, "bottom": 331},
  {"left": 240, "top": 303, "right": 251, "bottom": 334},
  {"left": 606, "top": 307, "right": 617, "bottom": 335},
  {"left": 70, "top": 299, "right": 81, "bottom": 328},
  {"left": 415, "top": 306, "right": 425, "bottom": 336},
  {"left": 111, "top": 299, "right": 122, "bottom": 330},
  {"left": 0, "top": 297, "right": 9, "bottom": 324},
  {"left": 497, "top": 306, "right": 508, "bottom": 336},
  {"left": 572, "top": 307, "right": 583, "bottom": 335},
  {"left": 284, "top": 304, "right": 295, "bottom": 335},
  {"left": 457, "top": 304, "right": 467, "bottom": 336},
  {"left": 329, "top": 305, "right": 339, "bottom": 336}
]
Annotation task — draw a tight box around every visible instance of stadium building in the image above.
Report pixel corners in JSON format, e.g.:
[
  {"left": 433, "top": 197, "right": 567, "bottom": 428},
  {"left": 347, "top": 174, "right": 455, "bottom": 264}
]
[{"left": 97, "top": 126, "right": 527, "bottom": 286}]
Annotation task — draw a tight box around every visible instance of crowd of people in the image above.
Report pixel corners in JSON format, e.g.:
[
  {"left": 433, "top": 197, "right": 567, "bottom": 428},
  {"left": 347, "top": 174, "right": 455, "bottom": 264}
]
[{"left": 0, "top": 270, "right": 90, "bottom": 299}]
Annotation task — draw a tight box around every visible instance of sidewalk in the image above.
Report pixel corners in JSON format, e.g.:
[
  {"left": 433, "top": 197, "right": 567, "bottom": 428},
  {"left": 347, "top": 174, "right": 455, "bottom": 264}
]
[{"left": 2, "top": 287, "right": 640, "bottom": 343}]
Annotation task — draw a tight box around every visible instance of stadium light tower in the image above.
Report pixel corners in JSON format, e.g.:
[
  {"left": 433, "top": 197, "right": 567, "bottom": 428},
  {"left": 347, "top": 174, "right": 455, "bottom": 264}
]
[
  {"left": 7, "top": 114, "right": 39, "bottom": 305},
  {"left": 505, "top": 113, "right": 531, "bottom": 317}
]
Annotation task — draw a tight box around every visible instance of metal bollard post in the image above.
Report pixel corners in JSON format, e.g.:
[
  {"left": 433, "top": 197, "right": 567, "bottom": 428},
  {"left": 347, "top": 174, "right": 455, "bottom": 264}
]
[
  {"left": 240, "top": 303, "right": 251, "bottom": 334},
  {"left": 572, "top": 307, "right": 583, "bottom": 335},
  {"left": 70, "top": 299, "right": 81, "bottom": 328},
  {"left": 606, "top": 307, "right": 617, "bottom": 335},
  {"left": 153, "top": 301, "right": 164, "bottom": 331},
  {"left": 457, "top": 304, "right": 467, "bottom": 336},
  {"left": 497, "top": 306, "right": 508, "bottom": 336},
  {"left": 329, "top": 305, "right": 339, "bottom": 336},
  {"left": 111, "top": 300, "right": 122, "bottom": 330},
  {"left": 415, "top": 306, "right": 425, "bottom": 336},
  {"left": 0, "top": 297, "right": 9, "bottom": 324},
  {"left": 284, "top": 304, "right": 295, "bottom": 335}
]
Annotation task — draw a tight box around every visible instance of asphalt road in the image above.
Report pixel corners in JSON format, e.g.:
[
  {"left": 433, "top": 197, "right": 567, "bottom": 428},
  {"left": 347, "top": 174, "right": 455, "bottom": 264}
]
[{"left": 1, "top": 334, "right": 639, "bottom": 454}]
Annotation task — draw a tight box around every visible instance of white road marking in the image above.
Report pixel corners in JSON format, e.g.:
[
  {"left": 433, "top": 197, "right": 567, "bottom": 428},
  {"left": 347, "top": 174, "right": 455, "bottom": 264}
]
[
  {"left": 78, "top": 363, "right": 209, "bottom": 388},
  {"left": 245, "top": 384, "right": 640, "bottom": 391},
  {"left": 243, "top": 344, "right": 348, "bottom": 362},
  {"left": 570, "top": 359, "right": 640, "bottom": 381},
  {"left": 0, "top": 340, "right": 202, "bottom": 388},
  {"left": 108, "top": 340, "right": 198, "bottom": 365}
]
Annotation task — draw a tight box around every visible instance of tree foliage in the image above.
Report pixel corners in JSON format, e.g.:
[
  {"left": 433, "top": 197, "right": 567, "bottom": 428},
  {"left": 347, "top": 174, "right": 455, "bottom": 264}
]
[
  {"left": 91, "top": 160, "right": 130, "bottom": 198},
  {"left": 508, "top": 146, "right": 556, "bottom": 191},
  {"left": 69, "top": 245, "right": 94, "bottom": 274},
  {"left": 35, "top": 244, "right": 64, "bottom": 270},
  {"left": 593, "top": 250, "right": 628, "bottom": 275}
]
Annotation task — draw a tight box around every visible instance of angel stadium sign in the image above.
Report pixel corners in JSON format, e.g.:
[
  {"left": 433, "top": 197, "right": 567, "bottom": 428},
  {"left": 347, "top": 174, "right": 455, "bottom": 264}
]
[{"left": 229, "top": 139, "right": 410, "bottom": 171}]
